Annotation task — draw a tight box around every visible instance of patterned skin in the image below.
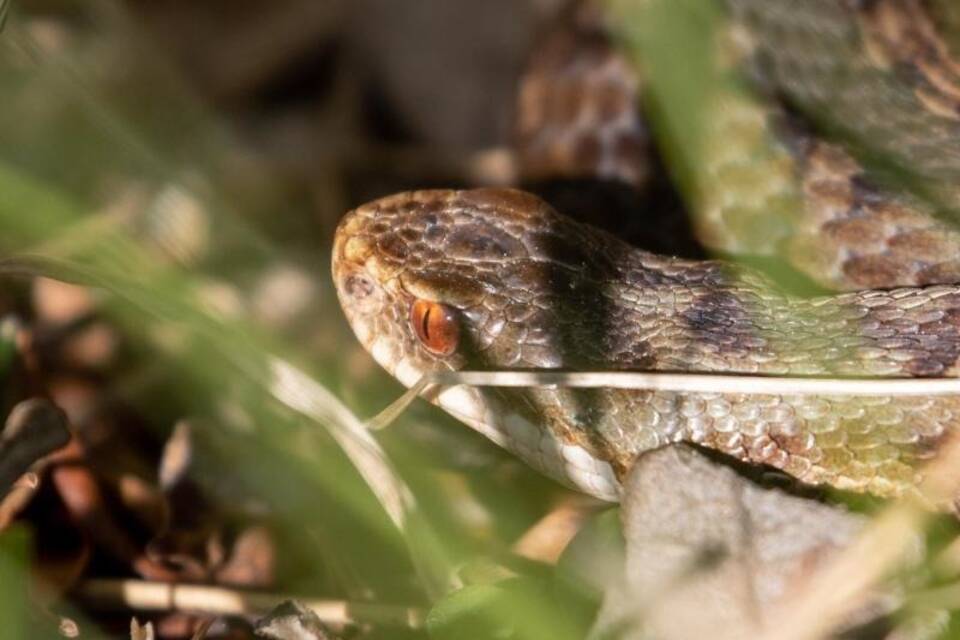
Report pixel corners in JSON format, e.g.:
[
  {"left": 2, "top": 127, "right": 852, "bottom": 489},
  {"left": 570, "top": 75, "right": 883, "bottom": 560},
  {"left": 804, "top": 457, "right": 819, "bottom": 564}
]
[
  {"left": 333, "top": 188, "right": 960, "bottom": 501},
  {"left": 515, "top": 0, "right": 650, "bottom": 189},
  {"left": 728, "top": 0, "right": 960, "bottom": 289},
  {"left": 517, "top": 0, "right": 960, "bottom": 291}
]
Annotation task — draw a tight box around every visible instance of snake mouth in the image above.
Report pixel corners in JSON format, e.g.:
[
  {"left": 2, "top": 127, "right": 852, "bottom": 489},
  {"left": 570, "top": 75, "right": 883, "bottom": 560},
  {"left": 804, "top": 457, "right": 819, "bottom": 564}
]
[
  {"left": 354, "top": 339, "right": 623, "bottom": 502},
  {"left": 333, "top": 195, "right": 622, "bottom": 500},
  {"left": 426, "top": 381, "right": 622, "bottom": 501}
]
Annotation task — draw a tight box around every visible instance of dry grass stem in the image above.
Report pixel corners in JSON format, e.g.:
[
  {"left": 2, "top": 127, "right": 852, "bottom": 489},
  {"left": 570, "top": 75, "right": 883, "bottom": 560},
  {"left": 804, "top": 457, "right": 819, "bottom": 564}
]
[
  {"left": 366, "top": 377, "right": 435, "bottom": 431},
  {"left": 73, "top": 580, "right": 425, "bottom": 630},
  {"left": 430, "top": 370, "right": 960, "bottom": 397},
  {"left": 511, "top": 499, "right": 598, "bottom": 564}
]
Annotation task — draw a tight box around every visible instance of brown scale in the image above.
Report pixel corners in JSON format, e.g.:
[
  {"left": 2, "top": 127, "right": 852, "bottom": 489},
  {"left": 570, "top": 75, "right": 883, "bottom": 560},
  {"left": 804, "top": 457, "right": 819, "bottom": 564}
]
[
  {"left": 336, "top": 0, "right": 960, "bottom": 503},
  {"left": 515, "top": 0, "right": 960, "bottom": 292},
  {"left": 514, "top": 0, "right": 649, "bottom": 188},
  {"left": 787, "top": 137, "right": 960, "bottom": 290},
  {"left": 512, "top": 0, "right": 709, "bottom": 260},
  {"left": 857, "top": 0, "right": 960, "bottom": 120},
  {"left": 333, "top": 189, "right": 960, "bottom": 500},
  {"left": 726, "top": 0, "right": 960, "bottom": 225}
]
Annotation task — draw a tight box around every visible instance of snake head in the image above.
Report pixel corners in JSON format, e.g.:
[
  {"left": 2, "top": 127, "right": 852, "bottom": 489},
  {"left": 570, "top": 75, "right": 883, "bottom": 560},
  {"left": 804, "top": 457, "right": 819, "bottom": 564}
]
[
  {"left": 333, "top": 188, "right": 575, "bottom": 381},
  {"left": 334, "top": 189, "right": 494, "bottom": 383},
  {"left": 333, "top": 188, "right": 624, "bottom": 499}
]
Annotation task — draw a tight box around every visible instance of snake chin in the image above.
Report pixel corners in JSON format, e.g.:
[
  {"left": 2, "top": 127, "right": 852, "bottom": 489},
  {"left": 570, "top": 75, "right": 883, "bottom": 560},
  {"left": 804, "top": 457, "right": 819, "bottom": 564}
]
[
  {"left": 432, "top": 384, "right": 622, "bottom": 501},
  {"left": 376, "top": 346, "right": 622, "bottom": 501}
]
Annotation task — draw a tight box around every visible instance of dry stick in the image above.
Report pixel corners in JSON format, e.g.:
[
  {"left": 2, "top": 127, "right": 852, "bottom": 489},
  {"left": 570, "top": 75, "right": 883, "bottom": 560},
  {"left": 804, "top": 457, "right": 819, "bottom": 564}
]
[
  {"left": 511, "top": 498, "right": 599, "bottom": 565},
  {"left": 428, "top": 370, "right": 960, "bottom": 396},
  {"left": 367, "top": 369, "right": 960, "bottom": 431},
  {"left": 366, "top": 376, "right": 435, "bottom": 431},
  {"left": 268, "top": 360, "right": 419, "bottom": 529},
  {"left": 417, "top": 364, "right": 960, "bottom": 421},
  {"left": 73, "top": 579, "right": 424, "bottom": 630}
]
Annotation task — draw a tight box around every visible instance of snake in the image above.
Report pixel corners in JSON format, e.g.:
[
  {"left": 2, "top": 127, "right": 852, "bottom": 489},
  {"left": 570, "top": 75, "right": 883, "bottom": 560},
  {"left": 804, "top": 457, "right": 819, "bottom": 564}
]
[{"left": 333, "top": 0, "right": 960, "bottom": 503}]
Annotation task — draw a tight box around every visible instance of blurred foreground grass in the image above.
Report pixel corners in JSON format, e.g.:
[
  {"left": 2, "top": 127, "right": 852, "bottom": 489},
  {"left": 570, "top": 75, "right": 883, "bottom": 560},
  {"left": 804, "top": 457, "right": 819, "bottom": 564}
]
[
  {"left": 8, "top": 0, "right": 960, "bottom": 638},
  {"left": 0, "top": 2, "right": 585, "bottom": 638}
]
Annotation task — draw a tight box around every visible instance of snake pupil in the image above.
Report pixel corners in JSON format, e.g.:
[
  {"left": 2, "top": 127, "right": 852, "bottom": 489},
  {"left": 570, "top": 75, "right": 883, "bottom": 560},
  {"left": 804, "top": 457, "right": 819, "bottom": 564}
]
[
  {"left": 421, "top": 306, "right": 432, "bottom": 339},
  {"left": 411, "top": 299, "right": 459, "bottom": 356}
]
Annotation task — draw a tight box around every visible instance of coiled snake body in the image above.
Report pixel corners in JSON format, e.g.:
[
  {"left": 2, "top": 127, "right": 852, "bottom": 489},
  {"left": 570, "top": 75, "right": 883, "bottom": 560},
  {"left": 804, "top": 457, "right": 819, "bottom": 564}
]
[{"left": 334, "top": 0, "right": 960, "bottom": 502}]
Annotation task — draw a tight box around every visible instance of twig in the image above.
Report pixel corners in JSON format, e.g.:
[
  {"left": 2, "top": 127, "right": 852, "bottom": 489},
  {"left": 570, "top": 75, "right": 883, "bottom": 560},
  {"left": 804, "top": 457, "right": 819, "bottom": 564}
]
[
  {"left": 72, "top": 580, "right": 424, "bottom": 630},
  {"left": 369, "top": 369, "right": 960, "bottom": 434},
  {"left": 366, "top": 376, "right": 435, "bottom": 431},
  {"left": 512, "top": 498, "right": 598, "bottom": 564},
  {"left": 0, "top": 398, "right": 70, "bottom": 497},
  {"left": 426, "top": 370, "right": 960, "bottom": 396}
]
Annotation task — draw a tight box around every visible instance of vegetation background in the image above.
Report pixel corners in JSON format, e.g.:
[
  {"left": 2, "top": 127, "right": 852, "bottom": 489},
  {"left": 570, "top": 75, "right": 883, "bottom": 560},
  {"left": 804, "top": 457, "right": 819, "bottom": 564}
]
[{"left": 0, "top": 0, "right": 622, "bottom": 638}]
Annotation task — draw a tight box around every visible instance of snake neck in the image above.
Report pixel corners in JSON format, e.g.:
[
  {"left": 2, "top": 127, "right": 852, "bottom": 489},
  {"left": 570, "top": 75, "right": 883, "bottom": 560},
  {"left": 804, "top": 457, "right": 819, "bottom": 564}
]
[{"left": 455, "top": 225, "right": 960, "bottom": 381}]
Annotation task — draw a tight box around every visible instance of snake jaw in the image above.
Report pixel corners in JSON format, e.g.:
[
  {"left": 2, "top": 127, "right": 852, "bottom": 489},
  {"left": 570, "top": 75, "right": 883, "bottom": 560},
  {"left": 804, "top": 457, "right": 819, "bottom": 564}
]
[{"left": 333, "top": 191, "right": 625, "bottom": 500}]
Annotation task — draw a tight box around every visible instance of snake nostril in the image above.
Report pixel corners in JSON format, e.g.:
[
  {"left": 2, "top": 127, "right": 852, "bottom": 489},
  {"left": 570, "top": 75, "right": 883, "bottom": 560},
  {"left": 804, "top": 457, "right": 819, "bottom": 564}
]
[{"left": 343, "top": 273, "right": 376, "bottom": 300}]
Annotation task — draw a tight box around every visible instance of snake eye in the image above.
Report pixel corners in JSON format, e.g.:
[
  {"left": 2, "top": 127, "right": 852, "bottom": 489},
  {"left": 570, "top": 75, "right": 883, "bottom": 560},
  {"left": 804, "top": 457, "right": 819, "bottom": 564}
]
[{"left": 411, "top": 299, "right": 459, "bottom": 356}]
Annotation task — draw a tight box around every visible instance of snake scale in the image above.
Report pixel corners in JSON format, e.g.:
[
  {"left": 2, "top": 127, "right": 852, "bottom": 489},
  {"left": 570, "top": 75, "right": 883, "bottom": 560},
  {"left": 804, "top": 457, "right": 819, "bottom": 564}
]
[{"left": 334, "top": 0, "right": 960, "bottom": 502}]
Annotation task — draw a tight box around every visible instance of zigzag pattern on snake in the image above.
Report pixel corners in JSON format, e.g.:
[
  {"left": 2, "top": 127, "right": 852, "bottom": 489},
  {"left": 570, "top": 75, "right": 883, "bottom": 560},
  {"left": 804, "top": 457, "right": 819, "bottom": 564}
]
[{"left": 333, "top": 0, "right": 960, "bottom": 503}]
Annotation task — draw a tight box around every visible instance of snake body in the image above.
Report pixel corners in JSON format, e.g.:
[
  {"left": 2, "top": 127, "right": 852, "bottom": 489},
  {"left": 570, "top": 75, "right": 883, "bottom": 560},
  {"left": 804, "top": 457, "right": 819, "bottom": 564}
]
[{"left": 333, "top": 0, "right": 960, "bottom": 501}]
